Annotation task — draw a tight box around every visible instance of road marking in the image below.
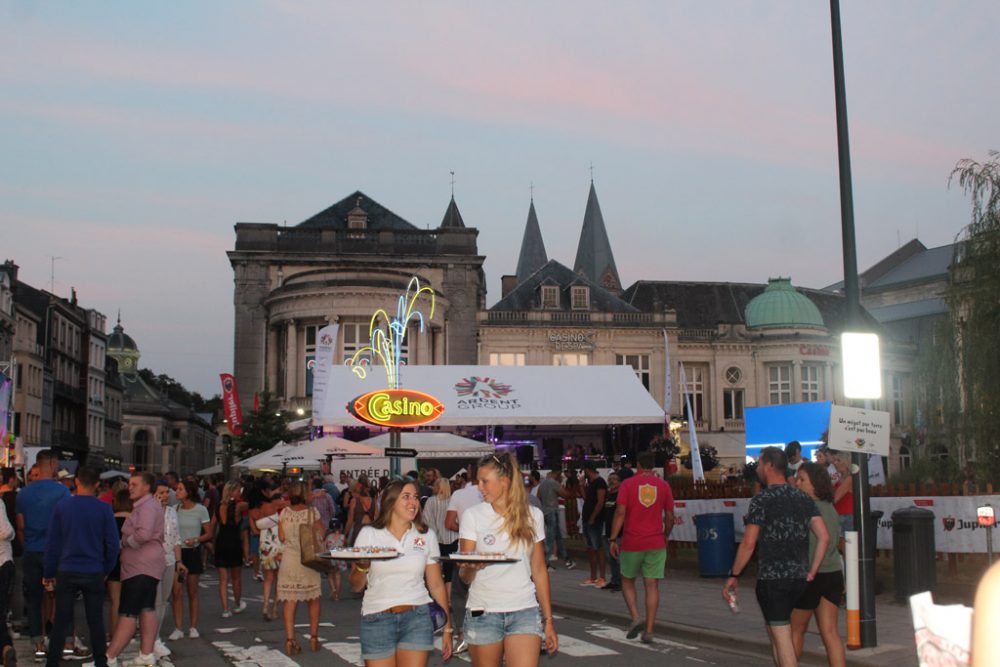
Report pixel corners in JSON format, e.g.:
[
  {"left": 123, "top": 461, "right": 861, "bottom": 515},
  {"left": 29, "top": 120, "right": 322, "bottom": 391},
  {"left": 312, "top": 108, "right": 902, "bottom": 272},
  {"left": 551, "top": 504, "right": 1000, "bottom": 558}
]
[
  {"left": 557, "top": 633, "right": 619, "bottom": 657},
  {"left": 585, "top": 625, "right": 698, "bottom": 653},
  {"left": 214, "top": 627, "right": 242, "bottom": 634},
  {"left": 323, "top": 641, "right": 364, "bottom": 666},
  {"left": 211, "top": 640, "right": 300, "bottom": 666},
  {"left": 295, "top": 622, "right": 336, "bottom": 628},
  {"left": 685, "top": 657, "right": 709, "bottom": 663}
]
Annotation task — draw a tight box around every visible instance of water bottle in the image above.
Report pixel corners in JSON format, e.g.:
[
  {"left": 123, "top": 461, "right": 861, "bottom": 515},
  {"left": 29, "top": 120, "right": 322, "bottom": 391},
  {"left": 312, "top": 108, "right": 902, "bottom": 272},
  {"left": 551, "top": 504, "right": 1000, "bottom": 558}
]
[{"left": 726, "top": 590, "right": 740, "bottom": 614}]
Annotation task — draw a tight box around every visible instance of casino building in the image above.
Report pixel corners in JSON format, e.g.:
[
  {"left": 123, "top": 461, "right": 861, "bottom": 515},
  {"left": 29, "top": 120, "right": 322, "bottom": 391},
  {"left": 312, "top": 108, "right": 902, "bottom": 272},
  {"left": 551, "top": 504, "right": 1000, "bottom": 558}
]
[{"left": 476, "top": 182, "right": 917, "bottom": 472}]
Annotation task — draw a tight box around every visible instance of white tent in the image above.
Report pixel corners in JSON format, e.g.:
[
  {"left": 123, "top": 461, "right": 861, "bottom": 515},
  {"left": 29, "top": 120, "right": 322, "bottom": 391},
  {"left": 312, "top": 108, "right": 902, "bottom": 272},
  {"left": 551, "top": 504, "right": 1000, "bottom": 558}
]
[
  {"left": 196, "top": 463, "right": 223, "bottom": 476},
  {"left": 363, "top": 432, "right": 494, "bottom": 459},
  {"left": 318, "top": 365, "right": 665, "bottom": 427},
  {"left": 100, "top": 470, "right": 129, "bottom": 481},
  {"left": 238, "top": 436, "right": 382, "bottom": 470}
]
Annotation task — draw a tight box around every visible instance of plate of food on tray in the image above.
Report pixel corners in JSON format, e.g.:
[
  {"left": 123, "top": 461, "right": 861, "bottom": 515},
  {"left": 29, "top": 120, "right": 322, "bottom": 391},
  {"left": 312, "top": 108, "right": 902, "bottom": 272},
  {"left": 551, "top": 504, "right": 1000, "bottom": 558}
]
[
  {"left": 441, "top": 552, "right": 520, "bottom": 564},
  {"left": 324, "top": 546, "right": 401, "bottom": 560}
]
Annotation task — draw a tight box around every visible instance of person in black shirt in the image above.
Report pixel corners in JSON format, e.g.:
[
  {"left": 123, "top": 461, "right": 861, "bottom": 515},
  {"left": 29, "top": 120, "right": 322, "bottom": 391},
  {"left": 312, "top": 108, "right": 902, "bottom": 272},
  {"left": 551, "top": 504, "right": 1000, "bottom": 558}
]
[
  {"left": 601, "top": 473, "right": 621, "bottom": 591},
  {"left": 580, "top": 464, "right": 608, "bottom": 587},
  {"left": 724, "top": 447, "right": 829, "bottom": 667}
]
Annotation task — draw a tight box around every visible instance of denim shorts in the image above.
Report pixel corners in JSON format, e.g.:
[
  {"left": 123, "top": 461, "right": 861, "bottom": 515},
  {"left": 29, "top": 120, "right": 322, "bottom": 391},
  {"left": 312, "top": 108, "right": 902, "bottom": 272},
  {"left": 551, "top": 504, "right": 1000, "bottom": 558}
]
[
  {"left": 583, "top": 522, "right": 607, "bottom": 550},
  {"left": 360, "top": 604, "right": 433, "bottom": 659},
  {"left": 464, "top": 606, "right": 542, "bottom": 645}
]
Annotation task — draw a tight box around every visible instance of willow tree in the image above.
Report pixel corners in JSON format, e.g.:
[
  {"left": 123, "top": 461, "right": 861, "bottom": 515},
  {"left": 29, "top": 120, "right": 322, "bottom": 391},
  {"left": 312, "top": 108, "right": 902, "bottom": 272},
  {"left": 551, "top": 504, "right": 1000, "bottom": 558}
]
[{"left": 948, "top": 150, "right": 1000, "bottom": 482}]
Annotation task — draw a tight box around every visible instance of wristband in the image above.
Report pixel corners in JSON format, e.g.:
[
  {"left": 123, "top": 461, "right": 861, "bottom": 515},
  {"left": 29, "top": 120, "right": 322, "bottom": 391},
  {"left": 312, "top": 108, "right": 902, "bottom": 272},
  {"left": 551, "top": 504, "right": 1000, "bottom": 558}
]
[{"left": 728, "top": 569, "right": 741, "bottom": 579}]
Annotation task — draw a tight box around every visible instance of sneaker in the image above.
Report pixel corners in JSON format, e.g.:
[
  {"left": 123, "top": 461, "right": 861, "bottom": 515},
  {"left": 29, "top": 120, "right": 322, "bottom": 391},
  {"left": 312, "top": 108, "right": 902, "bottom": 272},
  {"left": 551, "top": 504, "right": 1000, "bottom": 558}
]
[
  {"left": 82, "top": 657, "right": 117, "bottom": 667},
  {"left": 127, "top": 653, "right": 156, "bottom": 666},
  {"left": 547, "top": 554, "right": 557, "bottom": 563},
  {"left": 564, "top": 560, "right": 576, "bottom": 570},
  {"left": 233, "top": 600, "right": 247, "bottom": 614},
  {"left": 63, "top": 646, "right": 92, "bottom": 661},
  {"left": 221, "top": 609, "right": 232, "bottom": 618},
  {"left": 453, "top": 639, "right": 469, "bottom": 655},
  {"left": 579, "top": 578, "right": 597, "bottom": 586},
  {"left": 626, "top": 620, "right": 643, "bottom": 639},
  {"left": 188, "top": 628, "right": 200, "bottom": 639},
  {"left": 167, "top": 629, "right": 184, "bottom": 641},
  {"left": 253, "top": 572, "right": 263, "bottom": 582},
  {"left": 593, "top": 578, "right": 606, "bottom": 588},
  {"left": 153, "top": 639, "right": 171, "bottom": 658},
  {"left": 33, "top": 644, "right": 45, "bottom": 663}
]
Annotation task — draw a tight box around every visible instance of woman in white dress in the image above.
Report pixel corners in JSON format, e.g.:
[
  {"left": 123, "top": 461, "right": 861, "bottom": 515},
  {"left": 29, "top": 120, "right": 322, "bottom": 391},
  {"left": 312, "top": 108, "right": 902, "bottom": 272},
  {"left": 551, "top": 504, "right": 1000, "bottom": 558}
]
[
  {"left": 458, "top": 452, "right": 558, "bottom": 667},
  {"left": 349, "top": 479, "right": 453, "bottom": 667}
]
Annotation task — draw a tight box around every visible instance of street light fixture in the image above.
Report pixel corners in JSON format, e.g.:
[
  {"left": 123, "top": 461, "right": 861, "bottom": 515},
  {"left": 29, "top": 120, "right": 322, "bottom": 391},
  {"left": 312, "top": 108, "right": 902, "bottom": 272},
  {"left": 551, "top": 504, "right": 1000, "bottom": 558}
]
[{"left": 842, "top": 332, "right": 882, "bottom": 399}]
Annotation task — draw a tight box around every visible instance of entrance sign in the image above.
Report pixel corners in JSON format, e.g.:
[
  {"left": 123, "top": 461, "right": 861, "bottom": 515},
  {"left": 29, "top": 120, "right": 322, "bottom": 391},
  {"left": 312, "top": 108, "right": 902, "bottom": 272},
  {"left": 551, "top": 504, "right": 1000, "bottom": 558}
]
[
  {"left": 349, "top": 389, "right": 445, "bottom": 428},
  {"left": 827, "top": 405, "right": 890, "bottom": 456},
  {"left": 384, "top": 448, "right": 419, "bottom": 458}
]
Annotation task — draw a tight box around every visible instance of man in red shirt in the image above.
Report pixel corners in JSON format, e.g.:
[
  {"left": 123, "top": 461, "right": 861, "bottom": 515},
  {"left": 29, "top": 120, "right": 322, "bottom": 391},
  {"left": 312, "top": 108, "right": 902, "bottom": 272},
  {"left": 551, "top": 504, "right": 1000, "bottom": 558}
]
[{"left": 609, "top": 451, "right": 674, "bottom": 643}]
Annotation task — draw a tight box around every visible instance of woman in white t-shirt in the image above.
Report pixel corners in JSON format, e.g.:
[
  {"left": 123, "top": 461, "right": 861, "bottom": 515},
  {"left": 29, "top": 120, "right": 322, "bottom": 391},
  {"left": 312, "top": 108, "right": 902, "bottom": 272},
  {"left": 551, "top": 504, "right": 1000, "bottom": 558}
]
[
  {"left": 349, "top": 479, "right": 453, "bottom": 667},
  {"left": 458, "top": 452, "right": 558, "bottom": 666}
]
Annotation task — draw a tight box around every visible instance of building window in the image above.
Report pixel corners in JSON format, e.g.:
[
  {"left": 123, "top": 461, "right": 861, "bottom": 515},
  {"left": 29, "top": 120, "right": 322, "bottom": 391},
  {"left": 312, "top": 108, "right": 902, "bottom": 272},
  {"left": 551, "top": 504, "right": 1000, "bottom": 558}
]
[
  {"left": 541, "top": 285, "right": 559, "bottom": 310},
  {"left": 571, "top": 286, "right": 590, "bottom": 310},
  {"left": 683, "top": 365, "right": 706, "bottom": 422},
  {"left": 552, "top": 353, "right": 588, "bottom": 366},
  {"left": 930, "top": 445, "right": 949, "bottom": 462},
  {"left": 615, "top": 354, "right": 650, "bottom": 390},
  {"left": 725, "top": 366, "right": 742, "bottom": 385},
  {"left": 891, "top": 374, "right": 905, "bottom": 426},
  {"left": 898, "top": 445, "right": 912, "bottom": 470},
  {"left": 342, "top": 323, "right": 367, "bottom": 363},
  {"left": 801, "top": 364, "right": 822, "bottom": 402},
  {"left": 489, "top": 353, "right": 525, "bottom": 366},
  {"left": 723, "top": 388, "right": 744, "bottom": 420},
  {"left": 768, "top": 365, "right": 792, "bottom": 405}
]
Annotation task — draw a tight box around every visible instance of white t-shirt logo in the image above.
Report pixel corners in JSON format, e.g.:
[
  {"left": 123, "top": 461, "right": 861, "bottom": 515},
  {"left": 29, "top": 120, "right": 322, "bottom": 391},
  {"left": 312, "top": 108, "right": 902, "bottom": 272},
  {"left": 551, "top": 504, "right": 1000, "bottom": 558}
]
[
  {"left": 483, "top": 534, "right": 496, "bottom": 546},
  {"left": 413, "top": 537, "right": 426, "bottom": 549}
]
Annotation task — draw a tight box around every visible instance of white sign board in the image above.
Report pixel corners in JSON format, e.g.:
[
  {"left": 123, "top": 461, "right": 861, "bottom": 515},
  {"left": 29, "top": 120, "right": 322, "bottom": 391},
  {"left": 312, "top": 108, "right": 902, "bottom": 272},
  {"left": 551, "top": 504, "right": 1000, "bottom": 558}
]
[{"left": 827, "top": 405, "right": 890, "bottom": 456}]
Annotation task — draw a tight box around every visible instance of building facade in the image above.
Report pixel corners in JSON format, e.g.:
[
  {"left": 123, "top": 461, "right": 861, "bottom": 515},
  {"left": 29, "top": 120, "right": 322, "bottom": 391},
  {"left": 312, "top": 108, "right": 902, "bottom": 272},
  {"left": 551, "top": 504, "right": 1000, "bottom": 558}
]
[{"left": 228, "top": 191, "right": 486, "bottom": 413}]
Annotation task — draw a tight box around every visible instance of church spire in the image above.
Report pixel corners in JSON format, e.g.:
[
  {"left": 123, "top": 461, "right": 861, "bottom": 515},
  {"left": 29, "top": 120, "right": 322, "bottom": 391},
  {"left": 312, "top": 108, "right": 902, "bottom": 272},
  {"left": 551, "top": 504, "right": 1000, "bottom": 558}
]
[
  {"left": 439, "top": 195, "right": 466, "bottom": 228},
  {"left": 515, "top": 199, "right": 548, "bottom": 284},
  {"left": 573, "top": 181, "right": 621, "bottom": 292}
]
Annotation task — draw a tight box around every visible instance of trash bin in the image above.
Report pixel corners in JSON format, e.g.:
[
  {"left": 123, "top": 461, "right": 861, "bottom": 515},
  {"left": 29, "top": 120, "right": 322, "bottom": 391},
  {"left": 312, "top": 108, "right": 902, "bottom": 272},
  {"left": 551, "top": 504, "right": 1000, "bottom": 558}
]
[
  {"left": 695, "top": 513, "right": 735, "bottom": 577},
  {"left": 892, "top": 506, "right": 936, "bottom": 602}
]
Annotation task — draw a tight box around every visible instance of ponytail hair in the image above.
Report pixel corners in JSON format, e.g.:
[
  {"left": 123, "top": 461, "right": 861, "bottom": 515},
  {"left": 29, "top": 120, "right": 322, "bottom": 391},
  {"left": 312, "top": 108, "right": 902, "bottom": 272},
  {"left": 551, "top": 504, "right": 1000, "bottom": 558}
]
[{"left": 477, "top": 452, "right": 535, "bottom": 550}]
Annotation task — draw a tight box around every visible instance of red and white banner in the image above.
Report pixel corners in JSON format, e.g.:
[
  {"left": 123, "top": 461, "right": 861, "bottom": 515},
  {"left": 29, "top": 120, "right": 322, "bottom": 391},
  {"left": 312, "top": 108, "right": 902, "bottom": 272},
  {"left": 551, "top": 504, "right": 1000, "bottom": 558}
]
[
  {"left": 220, "top": 373, "right": 244, "bottom": 437},
  {"left": 669, "top": 495, "right": 1000, "bottom": 553}
]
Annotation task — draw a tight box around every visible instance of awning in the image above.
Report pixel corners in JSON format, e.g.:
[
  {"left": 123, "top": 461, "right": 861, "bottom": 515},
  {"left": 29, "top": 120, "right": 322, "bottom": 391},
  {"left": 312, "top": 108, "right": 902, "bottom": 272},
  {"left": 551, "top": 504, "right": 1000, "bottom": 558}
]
[
  {"left": 363, "top": 432, "right": 494, "bottom": 459},
  {"left": 319, "top": 365, "right": 664, "bottom": 427},
  {"left": 196, "top": 463, "right": 223, "bottom": 476},
  {"left": 236, "top": 436, "right": 382, "bottom": 470}
]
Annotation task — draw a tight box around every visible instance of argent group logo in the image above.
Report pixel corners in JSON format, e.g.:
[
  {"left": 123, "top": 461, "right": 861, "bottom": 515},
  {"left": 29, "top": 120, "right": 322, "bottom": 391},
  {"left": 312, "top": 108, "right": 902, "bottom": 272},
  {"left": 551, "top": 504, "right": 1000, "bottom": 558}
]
[{"left": 454, "top": 376, "right": 513, "bottom": 399}]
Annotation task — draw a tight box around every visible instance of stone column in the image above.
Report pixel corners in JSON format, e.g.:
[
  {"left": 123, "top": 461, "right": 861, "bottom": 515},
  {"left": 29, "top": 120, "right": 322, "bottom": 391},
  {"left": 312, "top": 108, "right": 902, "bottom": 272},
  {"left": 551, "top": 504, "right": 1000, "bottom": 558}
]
[
  {"left": 824, "top": 360, "right": 835, "bottom": 401},
  {"left": 267, "top": 326, "right": 279, "bottom": 392},
  {"left": 792, "top": 360, "right": 801, "bottom": 403},
  {"left": 432, "top": 326, "right": 445, "bottom": 365},
  {"left": 285, "top": 319, "right": 298, "bottom": 402}
]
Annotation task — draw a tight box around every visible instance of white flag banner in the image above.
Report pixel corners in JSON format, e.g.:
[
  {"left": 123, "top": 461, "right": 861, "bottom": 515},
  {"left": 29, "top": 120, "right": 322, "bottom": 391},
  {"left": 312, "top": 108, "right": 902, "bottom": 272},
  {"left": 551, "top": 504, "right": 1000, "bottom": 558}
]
[
  {"left": 679, "top": 363, "right": 705, "bottom": 481},
  {"left": 310, "top": 324, "right": 339, "bottom": 420},
  {"left": 662, "top": 330, "right": 672, "bottom": 425}
]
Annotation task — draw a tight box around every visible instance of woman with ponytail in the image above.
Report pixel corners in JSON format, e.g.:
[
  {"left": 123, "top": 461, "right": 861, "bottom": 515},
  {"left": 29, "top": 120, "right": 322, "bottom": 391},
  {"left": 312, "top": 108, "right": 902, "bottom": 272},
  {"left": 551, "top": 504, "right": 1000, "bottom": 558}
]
[{"left": 457, "top": 452, "right": 558, "bottom": 666}]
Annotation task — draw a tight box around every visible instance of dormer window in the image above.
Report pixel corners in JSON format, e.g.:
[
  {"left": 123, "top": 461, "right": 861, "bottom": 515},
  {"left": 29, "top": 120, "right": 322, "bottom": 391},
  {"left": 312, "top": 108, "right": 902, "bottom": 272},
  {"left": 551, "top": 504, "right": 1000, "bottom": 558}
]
[
  {"left": 347, "top": 199, "right": 368, "bottom": 230},
  {"left": 541, "top": 285, "right": 559, "bottom": 309},
  {"left": 571, "top": 286, "right": 590, "bottom": 310}
]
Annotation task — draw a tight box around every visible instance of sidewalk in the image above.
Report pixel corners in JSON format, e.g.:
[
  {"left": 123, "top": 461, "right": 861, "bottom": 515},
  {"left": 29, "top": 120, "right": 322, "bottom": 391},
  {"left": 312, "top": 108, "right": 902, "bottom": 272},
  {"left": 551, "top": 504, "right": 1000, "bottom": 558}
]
[{"left": 548, "top": 557, "right": 918, "bottom": 667}]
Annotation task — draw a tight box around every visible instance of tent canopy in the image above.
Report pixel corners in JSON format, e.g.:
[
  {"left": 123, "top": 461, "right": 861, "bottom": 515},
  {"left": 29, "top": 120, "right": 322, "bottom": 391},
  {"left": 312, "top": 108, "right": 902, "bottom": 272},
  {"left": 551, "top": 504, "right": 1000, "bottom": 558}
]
[
  {"left": 196, "top": 463, "right": 223, "bottom": 476},
  {"left": 236, "top": 436, "right": 382, "bottom": 470},
  {"left": 363, "top": 431, "right": 494, "bottom": 459},
  {"left": 319, "top": 365, "right": 664, "bottom": 427}
]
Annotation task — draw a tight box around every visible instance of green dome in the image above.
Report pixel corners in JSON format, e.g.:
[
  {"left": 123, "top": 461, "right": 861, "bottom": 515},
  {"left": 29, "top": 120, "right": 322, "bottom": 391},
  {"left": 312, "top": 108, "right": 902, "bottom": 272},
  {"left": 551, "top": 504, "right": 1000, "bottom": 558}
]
[{"left": 745, "top": 278, "right": 825, "bottom": 329}]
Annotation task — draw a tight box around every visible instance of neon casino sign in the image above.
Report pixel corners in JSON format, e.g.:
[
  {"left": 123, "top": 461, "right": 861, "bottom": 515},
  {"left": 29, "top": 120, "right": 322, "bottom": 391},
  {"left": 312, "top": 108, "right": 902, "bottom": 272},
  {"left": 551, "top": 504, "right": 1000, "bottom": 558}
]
[{"left": 349, "top": 389, "right": 445, "bottom": 428}]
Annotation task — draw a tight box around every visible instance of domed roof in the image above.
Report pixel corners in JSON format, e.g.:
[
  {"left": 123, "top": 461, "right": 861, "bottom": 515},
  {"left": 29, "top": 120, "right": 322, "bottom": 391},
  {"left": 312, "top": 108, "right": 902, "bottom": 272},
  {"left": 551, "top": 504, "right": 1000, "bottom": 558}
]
[
  {"left": 107, "top": 322, "right": 138, "bottom": 352},
  {"left": 745, "top": 278, "right": 825, "bottom": 330}
]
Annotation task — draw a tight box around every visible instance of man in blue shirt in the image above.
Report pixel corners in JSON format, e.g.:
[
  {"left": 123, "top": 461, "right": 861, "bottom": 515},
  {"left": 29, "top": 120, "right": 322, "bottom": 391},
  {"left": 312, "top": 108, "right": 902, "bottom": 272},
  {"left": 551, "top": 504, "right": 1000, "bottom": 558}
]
[
  {"left": 43, "top": 466, "right": 120, "bottom": 667},
  {"left": 16, "top": 449, "right": 71, "bottom": 661}
]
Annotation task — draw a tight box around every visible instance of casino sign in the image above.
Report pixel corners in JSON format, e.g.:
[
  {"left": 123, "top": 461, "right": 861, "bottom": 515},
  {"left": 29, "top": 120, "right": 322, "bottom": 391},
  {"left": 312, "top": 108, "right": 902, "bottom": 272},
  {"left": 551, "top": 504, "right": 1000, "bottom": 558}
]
[{"left": 349, "top": 389, "right": 445, "bottom": 428}]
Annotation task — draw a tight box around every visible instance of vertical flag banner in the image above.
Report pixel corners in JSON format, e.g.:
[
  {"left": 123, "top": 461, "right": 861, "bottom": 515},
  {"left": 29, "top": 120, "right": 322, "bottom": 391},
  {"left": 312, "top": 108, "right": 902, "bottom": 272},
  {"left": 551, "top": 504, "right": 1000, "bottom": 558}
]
[
  {"left": 679, "top": 363, "right": 705, "bottom": 481},
  {"left": 662, "top": 330, "right": 672, "bottom": 429},
  {"left": 220, "top": 373, "right": 244, "bottom": 437},
  {"left": 311, "top": 323, "right": 338, "bottom": 421},
  {"left": 0, "top": 375, "right": 12, "bottom": 447}
]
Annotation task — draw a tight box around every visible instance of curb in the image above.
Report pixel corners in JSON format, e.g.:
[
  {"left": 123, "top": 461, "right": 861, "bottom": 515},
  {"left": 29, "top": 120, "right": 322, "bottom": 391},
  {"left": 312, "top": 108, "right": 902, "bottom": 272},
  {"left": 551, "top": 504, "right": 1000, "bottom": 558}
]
[{"left": 550, "top": 600, "right": 911, "bottom": 667}]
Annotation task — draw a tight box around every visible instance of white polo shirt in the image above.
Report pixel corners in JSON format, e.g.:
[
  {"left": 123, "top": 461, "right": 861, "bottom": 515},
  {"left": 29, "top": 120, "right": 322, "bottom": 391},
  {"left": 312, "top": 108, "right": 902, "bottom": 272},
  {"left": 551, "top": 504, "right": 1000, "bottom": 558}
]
[
  {"left": 459, "top": 502, "right": 545, "bottom": 613},
  {"left": 354, "top": 525, "right": 441, "bottom": 616},
  {"left": 446, "top": 484, "right": 484, "bottom": 526}
]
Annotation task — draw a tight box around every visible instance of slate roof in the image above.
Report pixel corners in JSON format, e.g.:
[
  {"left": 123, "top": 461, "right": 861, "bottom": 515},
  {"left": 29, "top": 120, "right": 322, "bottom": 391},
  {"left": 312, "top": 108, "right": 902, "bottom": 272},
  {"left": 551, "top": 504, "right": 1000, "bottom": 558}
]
[
  {"left": 439, "top": 197, "right": 466, "bottom": 229},
  {"left": 490, "top": 260, "right": 639, "bottom": 313},
  {"left": 623, "top": 280, "right": 874, "bottom": 331},
  {"left": 867, "top": 244, "right": 953, "bottom": 288},
  {"left": 867, "top": 298, "right": 948, "bottom": 323},
  {"left": 573, "top": 182, "right": 621, "bottom": 291},
  {"left": 297, "top": 191, "right": 419, "bottom": 231},
  {"left": 515, "top": 200, "right": 548, "bottom": 284}
]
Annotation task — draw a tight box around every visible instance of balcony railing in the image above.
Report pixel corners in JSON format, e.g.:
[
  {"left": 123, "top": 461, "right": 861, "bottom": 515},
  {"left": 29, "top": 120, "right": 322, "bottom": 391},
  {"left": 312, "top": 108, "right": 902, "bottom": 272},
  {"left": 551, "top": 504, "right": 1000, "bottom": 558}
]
[{"left": 724, "top": 419, "right": 745, "bottom": 431}]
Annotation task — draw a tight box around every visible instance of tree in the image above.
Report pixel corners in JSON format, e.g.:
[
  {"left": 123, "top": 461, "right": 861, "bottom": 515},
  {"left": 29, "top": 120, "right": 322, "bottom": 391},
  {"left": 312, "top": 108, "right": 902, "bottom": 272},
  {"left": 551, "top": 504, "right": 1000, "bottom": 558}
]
[
  {"left": 234, "top": 390, "right": 293, "bottom": 458},
  {"left": 947, "top": 150, "right": 1000, "bottom": 482},
  {"left": 682, "top": 444, "right": 720, "bottom": 473}
]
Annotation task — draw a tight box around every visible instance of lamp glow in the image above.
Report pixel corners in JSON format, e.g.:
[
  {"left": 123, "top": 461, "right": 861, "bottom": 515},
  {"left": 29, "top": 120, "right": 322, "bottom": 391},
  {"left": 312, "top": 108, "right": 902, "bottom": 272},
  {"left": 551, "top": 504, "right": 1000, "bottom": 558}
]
[{"left": 841, "top": 332, "right": 881, "bottom": 399}]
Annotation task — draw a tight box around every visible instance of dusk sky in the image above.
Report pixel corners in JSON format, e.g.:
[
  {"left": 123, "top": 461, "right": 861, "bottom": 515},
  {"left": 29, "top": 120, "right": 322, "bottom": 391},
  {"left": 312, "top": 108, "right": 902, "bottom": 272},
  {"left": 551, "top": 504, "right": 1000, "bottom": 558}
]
[{"left": 3, "top": 2, "right": 996, "bottom": 397}]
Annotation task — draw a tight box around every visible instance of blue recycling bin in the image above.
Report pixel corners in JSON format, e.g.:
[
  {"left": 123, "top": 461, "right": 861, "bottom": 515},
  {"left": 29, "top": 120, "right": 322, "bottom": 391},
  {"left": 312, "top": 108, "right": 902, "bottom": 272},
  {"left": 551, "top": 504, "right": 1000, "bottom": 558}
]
[{"left": 695, "top": 512, "right": 736, "bottom": 577}]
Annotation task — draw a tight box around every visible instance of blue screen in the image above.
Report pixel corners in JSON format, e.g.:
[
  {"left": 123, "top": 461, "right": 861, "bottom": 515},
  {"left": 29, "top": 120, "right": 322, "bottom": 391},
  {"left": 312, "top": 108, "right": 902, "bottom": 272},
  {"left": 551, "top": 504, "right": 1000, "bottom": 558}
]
[{"left": 744, "top": 401, "right": 832, "bottom": 461}]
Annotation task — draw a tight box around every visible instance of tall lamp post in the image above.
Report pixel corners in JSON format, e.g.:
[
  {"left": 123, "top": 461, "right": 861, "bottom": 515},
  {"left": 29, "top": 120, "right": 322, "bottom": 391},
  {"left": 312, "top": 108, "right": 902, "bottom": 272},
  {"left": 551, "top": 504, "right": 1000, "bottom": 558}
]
[{"left": 829, "top": 0, "right": 878, "bottom": 648}]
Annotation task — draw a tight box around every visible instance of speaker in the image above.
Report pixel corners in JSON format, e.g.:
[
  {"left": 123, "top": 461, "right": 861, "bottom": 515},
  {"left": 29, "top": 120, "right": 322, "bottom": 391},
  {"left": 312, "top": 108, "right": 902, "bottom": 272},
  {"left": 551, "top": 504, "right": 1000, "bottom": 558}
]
[
  {"left": 515, "top": 445, "right": 534, "bottom": 466},
  {"left": 542, "top": 438, "right": 563, "bottom": 467}
]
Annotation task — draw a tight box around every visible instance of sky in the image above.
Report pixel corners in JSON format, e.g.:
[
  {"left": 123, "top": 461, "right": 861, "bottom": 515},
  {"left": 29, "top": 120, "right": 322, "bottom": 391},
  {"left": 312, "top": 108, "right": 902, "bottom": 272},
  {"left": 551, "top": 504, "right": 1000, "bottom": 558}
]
[{"left": 2, "top": 1, "right": 996, "bottom": 397}]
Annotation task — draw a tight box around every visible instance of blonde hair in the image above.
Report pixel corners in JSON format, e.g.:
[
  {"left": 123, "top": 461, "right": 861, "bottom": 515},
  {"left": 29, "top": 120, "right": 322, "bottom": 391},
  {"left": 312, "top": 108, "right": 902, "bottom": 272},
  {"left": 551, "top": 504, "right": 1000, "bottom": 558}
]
[
  {"left": 220, "top": 481, "right": 240, "bottom": 524},
  {"left": 433, "top": 477, "right": 452, "bottom": 500},
  {"left": 478, "top": 452, "right": 535, "bottom": 550}
]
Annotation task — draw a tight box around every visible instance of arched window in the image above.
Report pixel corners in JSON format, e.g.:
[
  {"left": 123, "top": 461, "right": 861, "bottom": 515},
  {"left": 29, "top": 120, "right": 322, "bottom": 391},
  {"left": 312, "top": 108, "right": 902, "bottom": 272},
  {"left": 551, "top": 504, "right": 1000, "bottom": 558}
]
[
  {"left": 134, "top": 429, "right": 149, "bottom": 470},
  {"left": 898, "top": 445, "right": 912, "bottom": 470},
  {"left": 929, "top": 445, "right": 949, "bottom": 462}
]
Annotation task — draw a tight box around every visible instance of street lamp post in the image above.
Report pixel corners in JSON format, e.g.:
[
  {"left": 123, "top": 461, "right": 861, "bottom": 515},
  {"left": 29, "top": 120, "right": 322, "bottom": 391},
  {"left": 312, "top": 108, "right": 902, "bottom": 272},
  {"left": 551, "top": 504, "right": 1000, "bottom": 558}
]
[{"left": 829, "top": 0, "right": 877, "bottom": 648}]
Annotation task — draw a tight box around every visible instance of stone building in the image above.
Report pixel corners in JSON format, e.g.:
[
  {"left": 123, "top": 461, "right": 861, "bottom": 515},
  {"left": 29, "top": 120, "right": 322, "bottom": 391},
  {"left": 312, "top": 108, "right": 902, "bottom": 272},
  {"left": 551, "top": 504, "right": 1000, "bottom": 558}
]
[
  {"left": 228, "top": 191, "right": 486, "bottom": 413},
  {"left": 478, "top": 183, "right": 917, "bottom": 472},
  {"left": 107, "top": 320, "right": 215, "bottom": 474}
]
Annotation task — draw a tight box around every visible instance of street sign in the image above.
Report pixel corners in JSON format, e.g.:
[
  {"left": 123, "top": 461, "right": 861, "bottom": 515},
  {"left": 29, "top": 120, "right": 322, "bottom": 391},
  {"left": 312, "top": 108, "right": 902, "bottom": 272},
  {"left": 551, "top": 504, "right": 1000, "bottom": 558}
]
[{"left": 384, "top": 448, "right": 418, "bottom": 458}]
